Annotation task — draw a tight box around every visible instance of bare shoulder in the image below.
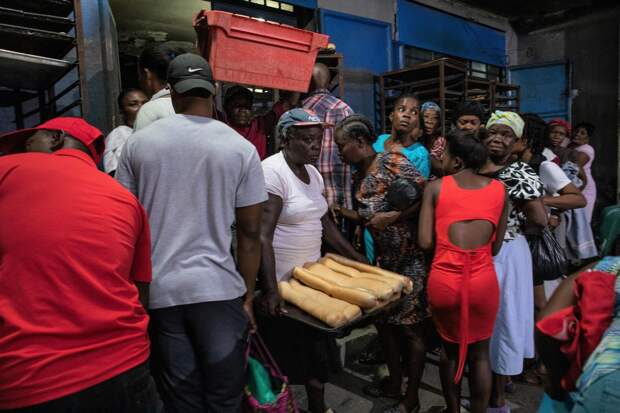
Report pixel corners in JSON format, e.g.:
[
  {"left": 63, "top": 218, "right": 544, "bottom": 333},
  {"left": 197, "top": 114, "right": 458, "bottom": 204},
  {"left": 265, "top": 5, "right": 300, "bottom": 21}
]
[{"left": 426, "top": 178, "right": 442, "bottom": 195}]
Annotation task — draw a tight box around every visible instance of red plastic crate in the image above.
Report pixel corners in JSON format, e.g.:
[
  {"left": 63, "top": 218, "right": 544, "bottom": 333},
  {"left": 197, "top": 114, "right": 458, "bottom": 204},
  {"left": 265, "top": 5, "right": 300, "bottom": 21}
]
[{"left": 199, "top": 11, "right": 329, "bottom": 92}]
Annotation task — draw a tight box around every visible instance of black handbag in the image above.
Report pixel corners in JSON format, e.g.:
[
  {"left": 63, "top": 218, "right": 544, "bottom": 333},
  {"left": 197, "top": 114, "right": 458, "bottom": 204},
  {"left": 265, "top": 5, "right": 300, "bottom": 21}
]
[
  {"left": 525, "top": 228, "right": 568, "bottom": 281},
  {"left": 386, "top": 178, "right": 423, "bottom": 211}
]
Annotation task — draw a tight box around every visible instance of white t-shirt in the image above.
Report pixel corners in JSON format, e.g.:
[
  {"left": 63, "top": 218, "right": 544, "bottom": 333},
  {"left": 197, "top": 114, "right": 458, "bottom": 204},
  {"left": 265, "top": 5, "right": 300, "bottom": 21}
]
[
  {"left": 103, "top": 125, "right": 132, "bottom": 173},
  {"left": 539, "top": 160, "right": 571, "bottom": 195},
  {"left": 133, "top": 88, "right": 175, "bottom": 131},
  {"left": 262, "top": 151, "right": 328, "bottom": 281},
  {"left": 542, "top": 147, "right": 557, "bottom": 162}
]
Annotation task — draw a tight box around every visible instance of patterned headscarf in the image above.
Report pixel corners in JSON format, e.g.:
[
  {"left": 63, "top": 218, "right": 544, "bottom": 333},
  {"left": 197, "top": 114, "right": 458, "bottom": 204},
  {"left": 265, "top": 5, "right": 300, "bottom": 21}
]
[
  {"left": 421, "top": 101, "right": 441, "bottom": 115},
  {"left": 548, "top": 118, "right": 572, "bottom": 137},
  {"left": 486, "top": 110, "right": 525, "bottom": 138}
]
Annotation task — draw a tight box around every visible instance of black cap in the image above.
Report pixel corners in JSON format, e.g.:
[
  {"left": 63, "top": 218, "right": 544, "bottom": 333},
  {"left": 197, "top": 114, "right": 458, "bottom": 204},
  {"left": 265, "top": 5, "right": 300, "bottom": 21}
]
[
  {"left": 167, "top": 53, "right": 216, "bottom": 95},
  {"left": 223, "top": 85, "right": 253, "bottom": 106}
]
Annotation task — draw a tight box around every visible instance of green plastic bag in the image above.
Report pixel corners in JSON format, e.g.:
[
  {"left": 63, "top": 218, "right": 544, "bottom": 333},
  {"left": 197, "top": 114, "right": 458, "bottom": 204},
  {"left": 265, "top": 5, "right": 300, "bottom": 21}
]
[{"left": 247, "top": 356, "right": 277, "bottom": 405}]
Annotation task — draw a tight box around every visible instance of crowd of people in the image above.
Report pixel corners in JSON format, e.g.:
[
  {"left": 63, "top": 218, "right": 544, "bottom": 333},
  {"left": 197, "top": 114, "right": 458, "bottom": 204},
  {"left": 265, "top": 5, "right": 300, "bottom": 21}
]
[{"left": 0, "top": 41, "right": 611, "bottom": 413}]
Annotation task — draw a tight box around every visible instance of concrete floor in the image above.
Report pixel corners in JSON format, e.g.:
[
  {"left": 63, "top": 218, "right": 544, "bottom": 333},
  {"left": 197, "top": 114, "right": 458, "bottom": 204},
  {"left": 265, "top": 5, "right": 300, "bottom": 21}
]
[{"left": 291, "top": 327, "right": 544, "bottom": 413}]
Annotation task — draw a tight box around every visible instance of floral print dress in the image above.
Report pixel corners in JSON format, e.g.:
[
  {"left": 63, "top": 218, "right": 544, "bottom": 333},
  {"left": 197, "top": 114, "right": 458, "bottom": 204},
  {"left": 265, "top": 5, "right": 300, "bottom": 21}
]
[{"left": 357, "top": 148, "right": 429, "bottom": 325}]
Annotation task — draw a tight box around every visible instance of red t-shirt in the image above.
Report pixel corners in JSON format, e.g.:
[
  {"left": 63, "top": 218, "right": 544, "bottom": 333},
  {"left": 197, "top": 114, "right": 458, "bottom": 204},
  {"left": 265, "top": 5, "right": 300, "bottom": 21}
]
[
  {"left": 229, "top": 101, "right": 286, "bottom": 160},
  {"left": 0, "top": 149, "right": 152, "bottom": 409}
]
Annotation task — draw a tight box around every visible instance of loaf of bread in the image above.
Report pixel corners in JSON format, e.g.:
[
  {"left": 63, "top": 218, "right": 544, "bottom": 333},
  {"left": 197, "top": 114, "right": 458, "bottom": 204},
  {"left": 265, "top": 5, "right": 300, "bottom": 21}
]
[
  {"left": 292, "top": 267, "right": 378, "bottom": 309},
  {"left": 289, "top": 279, "right": 361, "bottom": 321},
  {"left": 279, "top": 281, "right": 348, "bottom": 327},
  {"left": 319, "top": 257, "right": 361, "bottom": 277},
  {"left": 324, "top": 253, "right": 414, "bottom": 294},
  {"left": 318, "top": 257, "right": 403, "bottom": 293},
  {"left": 356, "top": 272, "right": 403, "bottom": 293},
  {"left": 304, "top": 262, "right": 393, "bottom": 301}
]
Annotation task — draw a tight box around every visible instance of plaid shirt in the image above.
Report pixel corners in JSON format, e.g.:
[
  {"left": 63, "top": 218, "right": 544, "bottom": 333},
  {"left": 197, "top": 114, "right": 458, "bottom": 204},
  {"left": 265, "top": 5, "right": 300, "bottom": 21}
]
[{"left": 302, "top": 89, "right": 354, "bottom": 208}]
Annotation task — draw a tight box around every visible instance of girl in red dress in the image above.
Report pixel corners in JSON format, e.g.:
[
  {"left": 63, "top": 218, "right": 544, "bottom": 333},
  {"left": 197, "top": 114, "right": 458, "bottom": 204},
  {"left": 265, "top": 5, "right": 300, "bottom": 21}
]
[{"left": 419, "top": 130, "right": 508, "bottom": 413}]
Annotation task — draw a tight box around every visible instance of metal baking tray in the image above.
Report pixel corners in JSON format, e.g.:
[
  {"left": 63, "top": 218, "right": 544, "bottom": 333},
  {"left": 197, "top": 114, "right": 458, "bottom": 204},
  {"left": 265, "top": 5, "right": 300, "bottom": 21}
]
[
  {"left": 282, "top": 294, "right": 405, "bottom": 338},
  {"left": 0, "top": 48, "right": 74, "bottom": 91},
  {"left": 0, "top": 0, "right": 73, "bottom": 18},
  {"left": 0, "top": 7, "right": 73, "bottom": 33},
  {"left": 0, "top": 23, "right": 74, "bottom": 59}
]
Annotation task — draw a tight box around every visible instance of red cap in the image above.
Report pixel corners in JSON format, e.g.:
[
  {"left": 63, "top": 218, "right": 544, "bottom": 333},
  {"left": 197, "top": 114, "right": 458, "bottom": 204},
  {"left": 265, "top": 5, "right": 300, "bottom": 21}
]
[
  {"left": 0, "top": 117, "right": 105, "bottom": 163},
  {"left": 548, "top": 118, "right": 572, "bottom": 137}
]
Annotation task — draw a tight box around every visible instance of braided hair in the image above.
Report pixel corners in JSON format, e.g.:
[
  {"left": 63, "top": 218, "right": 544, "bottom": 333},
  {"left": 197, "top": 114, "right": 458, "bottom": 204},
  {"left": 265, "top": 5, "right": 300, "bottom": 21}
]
[
  {"left": 335, "top": 114, "right": 376, "bottom": 145},
  {"left": 445, "top": 129, "right": 488, "bottom": 170},
  {"left": 521, "top": 113, "right": 547, "bottom": 173}
]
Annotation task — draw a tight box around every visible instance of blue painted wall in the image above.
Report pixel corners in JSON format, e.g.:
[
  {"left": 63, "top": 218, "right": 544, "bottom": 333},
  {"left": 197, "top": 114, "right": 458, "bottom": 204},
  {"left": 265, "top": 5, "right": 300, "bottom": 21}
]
[
  {"left": 319, "top": 9, "right": 392, "bottom": 74},
  {"left": 318, "top": 9, "right": 392, "bottom": 126},
  {"left": 396, "top": 0, "right": 506, "bottom": 67},
  {"left": 510, "top": 63, "right": 569, "bottom": 120}
]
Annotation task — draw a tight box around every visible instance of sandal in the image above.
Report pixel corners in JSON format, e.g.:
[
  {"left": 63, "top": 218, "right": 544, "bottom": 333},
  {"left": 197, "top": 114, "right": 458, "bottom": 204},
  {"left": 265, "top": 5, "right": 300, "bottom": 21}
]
[{"left": 362, "top": 377, "right": 401, "bottom": 399}]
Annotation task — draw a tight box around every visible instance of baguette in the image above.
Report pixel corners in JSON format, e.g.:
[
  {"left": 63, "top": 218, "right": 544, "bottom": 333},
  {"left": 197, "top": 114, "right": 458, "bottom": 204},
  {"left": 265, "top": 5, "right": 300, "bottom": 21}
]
[
  {"left": 357, "top": 272, "right": 403, "bottom": 293},
  {"left": 304, "top": 262, "right": 393, "bottom": 301},
  {"left": 292, "top": 267, "right": 378, "bottom": 309},
  {"left": 319, "top": 257, "right": 403, "bottom": 294},
  {"left": 319, "top": 257, "right": 361, "bottom": 277},
  {"left": 324, "top": 253, "right": 414, "bottom": 293},
  {"left": 279, "top": 282, "right": 348, "bottom": 327},
  {"left": 289, "top": 279, "right": 361, "bottom": 321}
]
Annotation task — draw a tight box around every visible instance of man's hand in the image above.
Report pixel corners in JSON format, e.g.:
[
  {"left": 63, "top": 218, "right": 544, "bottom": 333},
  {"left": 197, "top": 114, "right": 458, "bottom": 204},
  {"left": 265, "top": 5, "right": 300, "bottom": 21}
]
[
  {"left": 243, "top": 296, "right": 257, "bottom": 334},
  {"left": 256, "top": 290, "right": 285, "bottom": 317},
  {"left": 367, "top": 211, "right": 401, "bottom": 232},
  {"left": 192, "top": 10, "right": 207, "bottom": 33}
]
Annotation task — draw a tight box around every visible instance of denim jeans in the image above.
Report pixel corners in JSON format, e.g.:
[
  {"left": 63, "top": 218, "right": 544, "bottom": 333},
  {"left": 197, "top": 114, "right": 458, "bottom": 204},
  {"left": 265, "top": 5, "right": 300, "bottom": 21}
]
[
  {"left": 3, "top": 362, "right": 163, "bottom": 413},
  {"left": 149, "top": 298, "right": 249, "bottom": 413}
]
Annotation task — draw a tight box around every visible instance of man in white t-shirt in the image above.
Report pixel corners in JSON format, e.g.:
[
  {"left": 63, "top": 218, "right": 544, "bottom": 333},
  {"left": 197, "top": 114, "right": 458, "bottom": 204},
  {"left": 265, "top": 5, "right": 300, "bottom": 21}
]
[
  {"left": 116, "top": 53, "right": 267, "bottom": 413},
  {"left": 133, "top": 43, "right": 186, "bottom": 131}
]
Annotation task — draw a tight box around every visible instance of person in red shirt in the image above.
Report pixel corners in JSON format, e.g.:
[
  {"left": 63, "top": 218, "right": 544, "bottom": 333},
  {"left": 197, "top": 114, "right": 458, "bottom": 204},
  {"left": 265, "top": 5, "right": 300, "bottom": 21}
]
[
  {"left": 0, "top": 118, "right": 161, "bottom": 413},
  {"left": 223, "top": 85, "right": 298, "bottom": 159}
]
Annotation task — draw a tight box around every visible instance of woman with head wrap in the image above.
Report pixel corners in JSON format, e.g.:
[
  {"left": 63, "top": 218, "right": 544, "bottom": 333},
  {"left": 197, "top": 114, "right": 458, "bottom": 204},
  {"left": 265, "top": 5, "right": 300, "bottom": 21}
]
[
  {"left": 517, "top": 114, "right": 588, "bottom": 305},
  {"left": 478, "top": 111, "right": 548, "bottom": 412},
  {"left": 420, "top": 101, "right": 446, "bottom": 177},
  {"left": 546, "top": 119, "right": 572, "bottom": 158},
  {"left": 546, "top": 119, "right": 586, "bottom": 186},
  {"left": 545, "top": 119, "right": 597, "bottom": 259}
]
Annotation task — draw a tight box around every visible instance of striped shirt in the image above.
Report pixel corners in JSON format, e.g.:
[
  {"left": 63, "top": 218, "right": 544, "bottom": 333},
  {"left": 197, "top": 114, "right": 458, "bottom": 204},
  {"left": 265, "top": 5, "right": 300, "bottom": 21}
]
[{"left": 302, "top": 89, "right": 354, "bottom": 208}]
